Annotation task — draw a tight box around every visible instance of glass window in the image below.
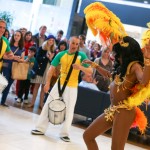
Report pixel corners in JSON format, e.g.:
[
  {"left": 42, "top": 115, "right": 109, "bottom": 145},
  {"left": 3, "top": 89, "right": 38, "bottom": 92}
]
[
  {"left": 43, "top": 0, "right": 59, "bottom": 5},
  {"left": 122, "top": 0, "right": 149, "bottom": 4},
  {"left": 15, "top": 0, "right": 33, "bottom": 2}
]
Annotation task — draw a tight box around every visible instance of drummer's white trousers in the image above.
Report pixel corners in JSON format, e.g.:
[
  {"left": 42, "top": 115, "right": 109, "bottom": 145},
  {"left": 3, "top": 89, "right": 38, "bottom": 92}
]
[{"left": 35, "top": 82, "right": 77, "bottom": 137}]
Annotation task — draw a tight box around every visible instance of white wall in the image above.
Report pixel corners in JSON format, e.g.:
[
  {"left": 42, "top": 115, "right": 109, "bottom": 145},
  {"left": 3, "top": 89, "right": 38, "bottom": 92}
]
[
  {"left": 0, "top": 0, "right": 74, "bottom": 37},
  {"left": 0, "top": 0, "right": 32, "bottom": 30}
]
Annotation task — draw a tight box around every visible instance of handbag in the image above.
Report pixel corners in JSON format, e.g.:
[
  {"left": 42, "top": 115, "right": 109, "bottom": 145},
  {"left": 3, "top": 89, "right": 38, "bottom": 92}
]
[
  {"left": 48, "top": 51, "right": 78, "bottom": 125},
  {"left": 12, "top": 62, "right": 29, "bottom": 80},
  {"left": 11, "top": 47, "right": 29, "bottom": 80}
]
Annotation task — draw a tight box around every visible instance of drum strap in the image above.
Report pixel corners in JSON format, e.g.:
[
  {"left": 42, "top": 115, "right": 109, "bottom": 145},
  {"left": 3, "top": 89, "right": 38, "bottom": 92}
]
[
  {"left": 0, "top": 38, "right": 3, "bottom": 60},
  {"left": 58, "top": 51, "right": 78, "bottom": 97}
]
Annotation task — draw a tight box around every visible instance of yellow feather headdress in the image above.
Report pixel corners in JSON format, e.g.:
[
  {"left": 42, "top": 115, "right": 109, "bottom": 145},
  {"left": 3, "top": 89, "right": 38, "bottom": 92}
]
[
  {"left": 141, "top": 22, "right": 150, "bottom": 49},
  {"left": 84, "top": 2, "right": 128, "bottom": 46}
]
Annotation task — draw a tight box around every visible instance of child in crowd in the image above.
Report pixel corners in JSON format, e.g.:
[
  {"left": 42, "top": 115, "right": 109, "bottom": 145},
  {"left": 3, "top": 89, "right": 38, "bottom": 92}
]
[{"left": 16, "top": 46, "right": 36, "bottom": 104}]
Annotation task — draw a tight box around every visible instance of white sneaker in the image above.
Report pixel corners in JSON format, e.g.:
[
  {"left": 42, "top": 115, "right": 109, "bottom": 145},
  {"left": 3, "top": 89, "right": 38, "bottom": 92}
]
[
  {"left": 31, "top": 130, "right": 44, "bottom": 135},
  {"left": 60, "top": 136, "right": 70, "bottom": 142},
  {"left": 24, "top": 99, "right": 29, "bottom": 104},
  {"left": 16, "top": 98, "right": 21, "bottom": 103}
]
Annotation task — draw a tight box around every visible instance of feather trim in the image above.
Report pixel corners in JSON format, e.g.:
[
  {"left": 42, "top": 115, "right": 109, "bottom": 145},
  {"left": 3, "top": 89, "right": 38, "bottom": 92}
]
[
  {"left": 131, "top": 107, "right": 147, "bottom": 134},
  {"left": 84, "top": 2, "right": 127, "bottom": 45},
  {"left": 123, "top": 81, "right": 150, "bottom": 107}
]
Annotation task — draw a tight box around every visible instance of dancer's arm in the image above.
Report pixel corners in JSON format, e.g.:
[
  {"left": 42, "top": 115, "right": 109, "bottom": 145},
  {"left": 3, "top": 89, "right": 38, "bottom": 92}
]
[
  {"left": 132, "top": 40, "right": 150, "bottom": 85},
  {"left": 82, "top": 59, "right": 111, "bottom": 78}
]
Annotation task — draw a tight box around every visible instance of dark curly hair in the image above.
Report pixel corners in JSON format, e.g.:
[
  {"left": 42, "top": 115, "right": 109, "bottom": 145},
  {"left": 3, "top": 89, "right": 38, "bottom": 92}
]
[
  {"left": 112, "top": 36, "right": 143, "bottom": 80},
  {"left": 57, "top": 40, "right": 68, "bottom": 50}
]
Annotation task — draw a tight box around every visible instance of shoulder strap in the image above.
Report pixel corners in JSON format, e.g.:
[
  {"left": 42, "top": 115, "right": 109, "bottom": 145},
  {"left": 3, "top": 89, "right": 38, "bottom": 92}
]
[
  {"left": 126, "top": 61, "right": 139, "bottom": 75},
  {"left": 0, "top": 38, "right": 3, "bottom": 56},
  {"left": 58, "top": 51, "right": 78, "bottom": 97},
  {"left": 13, "top": 47, "right": 19, "bottom": 55}
]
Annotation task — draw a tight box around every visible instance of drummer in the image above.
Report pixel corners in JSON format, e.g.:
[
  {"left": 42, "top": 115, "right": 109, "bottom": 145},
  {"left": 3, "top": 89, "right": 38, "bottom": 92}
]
[
  {"left": 0, "top": 19, "right": 14, "bottom": 72},
  {"left": 31, "top": 36, "right": 93, "bottom": 142}
]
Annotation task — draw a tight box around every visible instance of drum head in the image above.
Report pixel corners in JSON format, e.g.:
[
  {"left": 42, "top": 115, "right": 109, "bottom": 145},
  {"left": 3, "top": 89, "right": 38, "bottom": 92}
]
[
  {"left": 0, "top": 74, "right": 8, "bottom": 93},
  {"left": 49, "top": 100, "right": 65, "bottom": 112}
]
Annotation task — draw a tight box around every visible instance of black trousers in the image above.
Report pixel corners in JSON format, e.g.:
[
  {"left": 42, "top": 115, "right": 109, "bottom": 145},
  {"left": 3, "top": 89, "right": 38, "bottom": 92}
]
[{"left": 18, "top": 79, "right": 31, "bottom": 101}]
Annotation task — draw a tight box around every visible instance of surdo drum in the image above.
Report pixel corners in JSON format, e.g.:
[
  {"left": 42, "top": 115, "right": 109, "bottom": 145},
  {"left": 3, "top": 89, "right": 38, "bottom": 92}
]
[
  {"left": 0, "top": 74, "right": 8, "bottom": 93},
  {"left": 48, "top": 98, "right": 66, "bottom": 125}
]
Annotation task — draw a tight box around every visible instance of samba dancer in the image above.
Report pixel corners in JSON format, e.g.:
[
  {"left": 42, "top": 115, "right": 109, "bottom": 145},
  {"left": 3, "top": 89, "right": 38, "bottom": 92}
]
[{"left": 82, "top": 2, "right": 150, "bottom": 150}]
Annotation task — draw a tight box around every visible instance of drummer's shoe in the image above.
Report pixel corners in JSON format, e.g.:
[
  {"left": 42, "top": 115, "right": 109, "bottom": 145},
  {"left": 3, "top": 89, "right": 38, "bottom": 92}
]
[
  {"left": 60, "top": 136, "right": 70, "bottom": 142},
  {"left": 31, "top": 130, "right": 44, "bottom": 135}
]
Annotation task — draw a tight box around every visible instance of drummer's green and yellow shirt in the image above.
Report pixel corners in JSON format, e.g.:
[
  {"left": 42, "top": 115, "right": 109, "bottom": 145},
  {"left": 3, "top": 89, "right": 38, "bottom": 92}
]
[
  {"left": 51, "top": 50, "right": 89, "bottom": 87},
  {"left": 0, "top": 36, "right": 11, "bottom": 71}
]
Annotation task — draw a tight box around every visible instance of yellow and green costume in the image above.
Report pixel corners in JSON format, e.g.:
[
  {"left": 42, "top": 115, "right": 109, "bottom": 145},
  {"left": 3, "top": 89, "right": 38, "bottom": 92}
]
[
  {"left": 51, "top": 50, "right": 89, "bottom": 87},
  {"left": 0, "top": 36, "right": 11, "bottom": 71}
]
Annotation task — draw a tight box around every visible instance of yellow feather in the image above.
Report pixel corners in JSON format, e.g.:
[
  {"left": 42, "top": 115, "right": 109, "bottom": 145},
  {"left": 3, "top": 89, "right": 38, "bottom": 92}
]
[
  {"left": 84, "top": 2, "right": 127, "bottom": 44},
  {"left": 123, "top": 82, "right": 150, "bottom": 107}
]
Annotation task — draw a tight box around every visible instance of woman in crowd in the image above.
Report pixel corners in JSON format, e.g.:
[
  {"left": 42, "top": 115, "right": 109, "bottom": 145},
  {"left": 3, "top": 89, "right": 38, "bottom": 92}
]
[
  {"left": 90, "top": 42, "right": 102, "bottom": 61},
  {"left": 1, "top": 30, "right": 24, "bottom": 107},
  {"left": 55, "top": 40, "right": 68, "bottom": 54},
  {"left": 28, "top": 35, "right": 56, "bottom": 109},
  {"left": 88, "top": 40, "right": 96, "bottom": 52},
  {"left": 93, "top": 47, "right": 113, "bottom": 92},
  {"left": 24, "top": 31, "right": 35, "bottom": 56},
  {"left": 15, "top": 31, "right": 35, "bottom": 96},
  {"left": 16, "top": 46, "right": 36, "bottom": 104}
]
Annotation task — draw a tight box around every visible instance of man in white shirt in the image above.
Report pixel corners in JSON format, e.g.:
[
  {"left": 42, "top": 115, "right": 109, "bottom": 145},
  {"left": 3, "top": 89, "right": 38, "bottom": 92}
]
[{"left": 79, "top": 72, "right": 100, "bottom": 91}]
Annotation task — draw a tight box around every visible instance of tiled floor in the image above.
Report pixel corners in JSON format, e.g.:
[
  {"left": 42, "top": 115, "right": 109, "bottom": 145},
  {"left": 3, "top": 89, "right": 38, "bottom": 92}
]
[
  {"left": 0, "top": 91, "right": 150, "bottom": 150},
  {"left": 0, "top": 105, "right": 150, "bottom": 150}
]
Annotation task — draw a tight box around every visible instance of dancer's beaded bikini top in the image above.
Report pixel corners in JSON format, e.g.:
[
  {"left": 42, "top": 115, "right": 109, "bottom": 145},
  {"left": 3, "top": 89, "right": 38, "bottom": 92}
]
[{"left": 114, "top": 61, "right": 139, "bottom": 92}]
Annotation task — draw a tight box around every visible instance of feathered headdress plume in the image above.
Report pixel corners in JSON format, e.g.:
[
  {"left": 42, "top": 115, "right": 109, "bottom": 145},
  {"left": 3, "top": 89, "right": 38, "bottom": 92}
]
[
  {"left": 141, "top": 22, "right": 150, "bottom": 48},
  {"left": 84, "top": 2, "right": 128, "bottom": 46}
]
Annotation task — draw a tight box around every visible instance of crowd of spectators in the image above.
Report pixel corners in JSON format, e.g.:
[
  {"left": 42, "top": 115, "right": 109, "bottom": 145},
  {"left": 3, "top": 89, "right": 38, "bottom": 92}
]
[{"left": 0, "top": 24, "right": 114, "bottom": 109}]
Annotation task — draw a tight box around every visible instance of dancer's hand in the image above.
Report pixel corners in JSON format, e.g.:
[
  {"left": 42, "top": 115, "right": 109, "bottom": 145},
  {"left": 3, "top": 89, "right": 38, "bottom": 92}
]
[
  {"left": 72, "top": 64, "right": 81, "bottom": 70},
  {"left": 82, "top": 59, "right": 93, "bottom": 65},
  {"left": 93, "top": 78, "right": 98, "bottom": 85},
  {"left": 143, "top": 39, "right": 150, "bottom": 59}
]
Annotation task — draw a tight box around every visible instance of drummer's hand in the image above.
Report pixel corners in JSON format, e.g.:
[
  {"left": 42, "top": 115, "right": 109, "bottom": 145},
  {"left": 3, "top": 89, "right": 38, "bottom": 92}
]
[
  {"left": 82, "top": 59, "right": 93, "bottom": 65},
  {"left": 143, "top": 39, "right": 150, "bottom": 59},
  {"left": 44, "top": 83, "right": 50, "bottom": 93}
]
